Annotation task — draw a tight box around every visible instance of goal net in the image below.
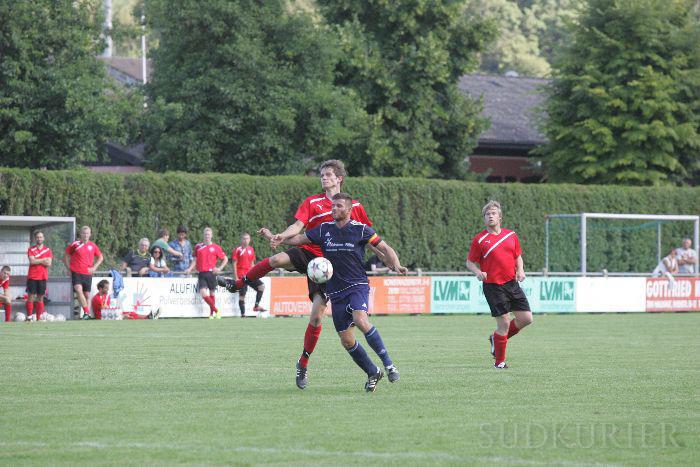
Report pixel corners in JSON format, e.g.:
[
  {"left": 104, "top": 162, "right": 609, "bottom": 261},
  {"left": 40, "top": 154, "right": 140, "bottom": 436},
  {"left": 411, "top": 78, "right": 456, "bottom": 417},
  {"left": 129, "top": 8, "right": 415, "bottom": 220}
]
[{"left": 545, "top": 213, "right": 699, "bottom": 275}]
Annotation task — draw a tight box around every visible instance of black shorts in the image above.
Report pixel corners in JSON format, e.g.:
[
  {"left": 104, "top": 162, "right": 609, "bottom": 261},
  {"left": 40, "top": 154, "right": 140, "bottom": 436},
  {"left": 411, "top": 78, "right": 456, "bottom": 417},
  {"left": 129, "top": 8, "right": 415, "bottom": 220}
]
[
  {"left": 26, "top": 279, "right": 47, "bottom": 296},
  {"left": 483, "top": 280, "right": 531, "bottom": 317},
  {"left": 198, "top": 271, "right": 217, "bottom": 291},
  {"left": 239, "top": 278, "right": 264, "bottom": 296},
  {"left": 286, "top": 247, "right": 327, "bottom": 302},
  {"left": 71, "top": 272, "right": 92, "bottom": 291}
]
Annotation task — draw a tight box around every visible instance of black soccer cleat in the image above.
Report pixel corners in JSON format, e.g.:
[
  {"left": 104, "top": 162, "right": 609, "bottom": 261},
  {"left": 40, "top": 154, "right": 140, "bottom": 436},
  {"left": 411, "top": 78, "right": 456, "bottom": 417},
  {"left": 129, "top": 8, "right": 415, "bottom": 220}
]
[
  {"left": 216, "top": 275, "right": 239, "bottom": 293},
  {"left": 385, "top": 364, "right": 400, "bottom": 383},
  {"left": 488, "top": 334, "right": 495, "bottom": 359},
  {"left": 295, "top": 362, "right": 308, "bottom": 390},
  {"left": 365, "top": 369, "right": 384, "bottom": 392}
]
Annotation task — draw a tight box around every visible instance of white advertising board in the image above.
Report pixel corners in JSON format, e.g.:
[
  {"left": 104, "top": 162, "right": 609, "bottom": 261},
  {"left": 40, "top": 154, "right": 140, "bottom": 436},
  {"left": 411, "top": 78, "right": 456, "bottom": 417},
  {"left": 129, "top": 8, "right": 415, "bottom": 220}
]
[{"left": 575, "top": 277, "right": 646, "bottom": 312}]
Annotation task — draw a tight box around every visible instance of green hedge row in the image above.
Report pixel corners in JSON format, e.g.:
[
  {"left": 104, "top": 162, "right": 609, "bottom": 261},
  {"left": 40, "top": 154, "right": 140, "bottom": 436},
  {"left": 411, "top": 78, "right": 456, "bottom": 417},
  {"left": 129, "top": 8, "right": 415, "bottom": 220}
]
[{"left": 1, "top": 168, "right": 698, "bottom": 273}]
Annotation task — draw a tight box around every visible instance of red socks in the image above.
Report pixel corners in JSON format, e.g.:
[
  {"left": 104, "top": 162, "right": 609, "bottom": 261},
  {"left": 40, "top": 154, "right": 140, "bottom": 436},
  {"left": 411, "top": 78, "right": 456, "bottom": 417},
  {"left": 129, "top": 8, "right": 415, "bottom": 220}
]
[
  {"left": 4, "top": 303, "right": 11, "bottom": 322},
  {"left": 507, "top": 320, "right": 520, "bottom": 338},
  {"left": 236, "top": 258, "right": 273, "bottom": 288},
  {"left": 493, "top": 332, "right": 508, "bottom": 365},
  {"left": 203, "top": 295, "right": 217, "bottom": 314},
  {"left": 26, "top": 300, "right": 34, "bottom": 317},
  {"left": 298, "top": 324, "right": 322, "bottom": 368},
  {"left": 36, "top": 301, "right": 45, "bottom": 319}
]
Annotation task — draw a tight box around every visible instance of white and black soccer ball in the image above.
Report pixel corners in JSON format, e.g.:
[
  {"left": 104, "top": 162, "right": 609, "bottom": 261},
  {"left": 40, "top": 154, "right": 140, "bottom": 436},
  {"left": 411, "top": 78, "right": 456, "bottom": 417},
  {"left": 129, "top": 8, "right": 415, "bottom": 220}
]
[
  {"left": 307, "top": 257, "right": 333, "bottom": 284},
  {"left": 45, "top": 313, "right": 55, "bottom": 322},
  {"left": 15, "top": 312, "right": 26, "bottom": 322}
]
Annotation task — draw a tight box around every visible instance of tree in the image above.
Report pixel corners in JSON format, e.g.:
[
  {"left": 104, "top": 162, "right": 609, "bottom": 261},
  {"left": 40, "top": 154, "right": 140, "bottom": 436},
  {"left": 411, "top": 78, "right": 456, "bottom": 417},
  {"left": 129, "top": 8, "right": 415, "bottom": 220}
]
[
  {"left": 0, "top": 0, "right": 137, "bottom": 169},
  {"left": 539, "top": 0, "right": 700, "bottom": 185},
  {"left": 317, "top": 0, "right": 495, "bottom": 178},
  {"left": 143, "top": 0, "right": 368, "bottom": 175}
]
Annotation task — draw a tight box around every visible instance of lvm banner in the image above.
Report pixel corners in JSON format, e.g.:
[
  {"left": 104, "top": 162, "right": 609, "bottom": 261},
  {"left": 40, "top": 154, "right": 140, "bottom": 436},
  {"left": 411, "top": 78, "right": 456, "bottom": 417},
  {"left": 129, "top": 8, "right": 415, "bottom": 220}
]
[{"left": 430, "top": 277, "right": 576, "bottom": 314}]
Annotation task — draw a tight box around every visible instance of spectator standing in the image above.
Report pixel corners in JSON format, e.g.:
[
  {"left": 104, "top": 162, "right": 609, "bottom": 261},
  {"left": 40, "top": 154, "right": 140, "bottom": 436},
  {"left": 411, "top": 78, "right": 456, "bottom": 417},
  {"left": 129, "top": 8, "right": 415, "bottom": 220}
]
[
  {"left": 185, "top": 227, "right": 228, "bottom": 319},
  {"left": 231, "top": 233, "right": 266, "bottom": 317},
  {"left": 168, "top": 225, "right": 193, "bottom": 275},
  {"left": 1, "top": 266, "right": 11, "bottom": 322},
  {"left": 64, "top": 226, "right": 104, "bottom": 320},
  {"left": 152, "top": 229, "right": 184, "bottom": 263},
  {"left": 120, "top": 238, "right": 151, "bottom": 277},
  {"left": 27, "top": 231, "right": 52, "bottom": 320},
  {"left": 675, "top": 238, "right": 698, "bottom": 274},
  {"left": 148, "top": 246, "right": 172, "bottom": 277}
]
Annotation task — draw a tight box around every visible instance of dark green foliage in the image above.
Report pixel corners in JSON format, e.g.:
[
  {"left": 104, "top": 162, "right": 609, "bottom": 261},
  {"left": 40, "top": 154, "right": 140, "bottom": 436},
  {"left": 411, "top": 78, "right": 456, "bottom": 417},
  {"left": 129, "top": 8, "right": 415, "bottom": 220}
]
[
  {"left": 0, "top": 0, "right": 142, "bottom": 169},
  {"left": 317, "top": 0, "right": 496, "bottom": 179},
  {"left": 539, "top": 0, "right": 700, "bottom": 185},
  {"left": 143, "top": 0, "right": 368, "bottom": 175},
  {"left": 1, "top": 169, "right": 698, "bottom": 273}
]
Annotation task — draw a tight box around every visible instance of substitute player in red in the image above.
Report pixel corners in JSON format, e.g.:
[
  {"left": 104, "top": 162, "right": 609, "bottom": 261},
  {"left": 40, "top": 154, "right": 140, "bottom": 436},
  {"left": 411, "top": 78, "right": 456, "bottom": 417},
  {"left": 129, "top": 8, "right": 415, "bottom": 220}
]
[
  {"left": 1, "top": 265, "right": 11, "bottom": 322},
  {"left": 466, "top": 200, "right": 533, "bottom": 369},
  {"left": 64, "top": 226, "right": 104, "bottom": 319},
  {"left": 27, "top": 231, "right": 52, "bottom": 321},
  {"left": 217, "top": 159, "right": 376, "bottom": 389},
  {"left": 231, "top": 233, "right": 266, "bottom": 317},
  {"left": 186, "top": 227, "right": 228, "bottom": 319}
]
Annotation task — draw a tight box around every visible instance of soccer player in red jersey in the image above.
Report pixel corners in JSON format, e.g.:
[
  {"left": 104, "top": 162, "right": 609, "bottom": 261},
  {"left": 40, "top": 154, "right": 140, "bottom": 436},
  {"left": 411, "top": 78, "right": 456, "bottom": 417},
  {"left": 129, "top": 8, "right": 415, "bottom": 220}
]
[
  {"left": 64, "top": 226, "right": 104, "bottom": 319},
  {"left": 90, "top": 279, "right": 111, "bottom": 320},
  {"left": 186, "top": 227, "right": 228, "bottom": 319},
  {"left": 231, "top": 233, "right": 265, "bottom": 317},
  {"left": 1, "top": 265, "right": 11, "bottom": 322},
  {"left": 466, "top": 200, "right": 533, "bottom": 369},
  {"left": 217, "top": 159, "right": 376, "bottom": 389},
  {"left": 27, "top": 231, "right": 53, "bottom": 320}
]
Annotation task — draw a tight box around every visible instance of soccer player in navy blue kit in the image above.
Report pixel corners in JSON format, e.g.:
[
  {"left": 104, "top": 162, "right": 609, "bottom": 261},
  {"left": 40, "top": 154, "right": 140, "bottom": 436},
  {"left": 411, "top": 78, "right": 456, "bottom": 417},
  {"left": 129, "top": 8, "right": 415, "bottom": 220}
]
[{"left": 281, "top": 192, "right": 407, "bottom": 392}]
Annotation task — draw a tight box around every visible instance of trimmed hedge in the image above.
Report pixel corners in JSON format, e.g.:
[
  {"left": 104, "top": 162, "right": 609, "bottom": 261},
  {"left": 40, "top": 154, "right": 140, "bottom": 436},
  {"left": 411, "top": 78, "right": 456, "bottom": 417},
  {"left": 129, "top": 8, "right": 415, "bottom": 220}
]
[{"left": 1, "top": 168, "right": 698, "bottom": 272}]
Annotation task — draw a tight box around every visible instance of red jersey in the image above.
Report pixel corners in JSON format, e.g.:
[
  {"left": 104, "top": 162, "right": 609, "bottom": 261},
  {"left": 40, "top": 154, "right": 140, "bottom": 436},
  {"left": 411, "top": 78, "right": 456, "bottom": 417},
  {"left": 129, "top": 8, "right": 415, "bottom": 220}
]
[
  {"left": 91, "top": 293, "right": 111, "bottom": 317},
  {"left": 27, "top": 245, "right": 53, "bottom": 280},
  {"left": 232, "top": 246, "right": 255, "bottom": 277},
  {"left": 467, "top": 228, "right": 522, "bottom": 285},
  {"left": 65, "top": 241, "right": 102, "bottom": 275},
  {"left": 1, "top": 276, "right": 9, "bottom": 291},
  {"left": 295, "top": 193, "right": 372, "bottom": 257},
  {"left": 194, "top": 242, "right": 225, "bottom": 272}
]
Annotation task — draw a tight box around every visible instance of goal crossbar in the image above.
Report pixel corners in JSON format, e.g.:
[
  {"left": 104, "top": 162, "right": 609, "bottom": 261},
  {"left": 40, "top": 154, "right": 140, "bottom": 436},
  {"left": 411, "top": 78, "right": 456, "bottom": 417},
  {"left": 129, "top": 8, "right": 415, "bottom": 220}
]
[{"left": 545, "top": 213, "right": 699, "bottom": 276}]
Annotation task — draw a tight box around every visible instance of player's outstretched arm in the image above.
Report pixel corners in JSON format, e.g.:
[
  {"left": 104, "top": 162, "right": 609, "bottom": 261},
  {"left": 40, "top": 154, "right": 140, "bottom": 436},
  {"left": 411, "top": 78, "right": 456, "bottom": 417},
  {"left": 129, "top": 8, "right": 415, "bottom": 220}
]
[
  {"left": 516, "top": 255, "right": 526, "bottom": 282},
  {"left": 275, "top": 221, "right": 305, "bottom": 241},
  {"left": 281, "top": 234, "right": 312, "bottom": 247},
  {"left": 375, "top": 241, "right": 408, "bottom": 275}
]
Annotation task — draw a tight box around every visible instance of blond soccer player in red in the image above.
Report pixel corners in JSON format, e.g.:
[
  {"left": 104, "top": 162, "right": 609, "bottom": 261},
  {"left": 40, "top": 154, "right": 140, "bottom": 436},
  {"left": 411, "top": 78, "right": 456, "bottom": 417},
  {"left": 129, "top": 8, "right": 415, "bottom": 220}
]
[
  {"left": 466, "top": 200, "right": 533, "bottom": 368},
  {"left": 64, "top": 226, "right": 103, "bottom": 319},
  {"left": 186, "top": 227, "right": 228, "bottom": 319}
]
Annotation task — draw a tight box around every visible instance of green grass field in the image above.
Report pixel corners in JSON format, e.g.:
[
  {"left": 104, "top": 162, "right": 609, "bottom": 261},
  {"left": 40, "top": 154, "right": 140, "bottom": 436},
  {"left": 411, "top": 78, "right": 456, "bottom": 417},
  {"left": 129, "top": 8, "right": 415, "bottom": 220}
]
[{"left": 1, "top": 313, "right": 699, "bottom": 465}]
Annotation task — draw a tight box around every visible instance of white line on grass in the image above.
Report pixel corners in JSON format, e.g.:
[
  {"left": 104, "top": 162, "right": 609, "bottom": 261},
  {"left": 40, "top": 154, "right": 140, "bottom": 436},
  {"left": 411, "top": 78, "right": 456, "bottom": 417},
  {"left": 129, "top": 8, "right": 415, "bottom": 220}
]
[{"left": 0, "top": 440, "right": 621, "bottom": 466}]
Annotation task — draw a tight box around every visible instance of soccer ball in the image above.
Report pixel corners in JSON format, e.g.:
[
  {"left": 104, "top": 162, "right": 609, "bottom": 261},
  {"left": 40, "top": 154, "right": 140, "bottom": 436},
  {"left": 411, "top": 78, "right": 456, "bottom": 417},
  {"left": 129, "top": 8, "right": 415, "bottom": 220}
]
[
  {"left": 45, "top": 313, "right": 55, "bottom": 322},
  {"left": 55, "top": 314, "right": 66, "bottom": 322},
  {"left": 15, "top": 312, "right": 26, "bottom": 322},
  {"left": 307, "top": 257, "right": 333, "bottom": 284}
]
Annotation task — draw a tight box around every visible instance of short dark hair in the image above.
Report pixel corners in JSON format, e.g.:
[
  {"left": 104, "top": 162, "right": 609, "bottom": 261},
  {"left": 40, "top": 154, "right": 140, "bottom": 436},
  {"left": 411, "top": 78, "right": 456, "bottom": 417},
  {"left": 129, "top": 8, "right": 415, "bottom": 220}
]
[
  {"left": 97, "top": 279, "right": 109, "bottom": 290},
  {"left": 332, "top": 192, "right": 353, "bottom": 206},
  {"left": 176, "top": 225, "right": 188, "bottom": 234},
  {"left": 157, "top": 228, "right": 169, "bottom": 238},
  {"left": 1, "top": 265, "right": 10, "bottom": 273}
]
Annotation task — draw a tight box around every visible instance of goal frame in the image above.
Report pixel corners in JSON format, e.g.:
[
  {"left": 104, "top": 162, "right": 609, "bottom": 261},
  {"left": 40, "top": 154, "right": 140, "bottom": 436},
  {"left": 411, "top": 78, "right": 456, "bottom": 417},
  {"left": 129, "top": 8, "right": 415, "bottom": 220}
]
[{"left": 545, "top": 213, "right": 700, "bottom": 276}]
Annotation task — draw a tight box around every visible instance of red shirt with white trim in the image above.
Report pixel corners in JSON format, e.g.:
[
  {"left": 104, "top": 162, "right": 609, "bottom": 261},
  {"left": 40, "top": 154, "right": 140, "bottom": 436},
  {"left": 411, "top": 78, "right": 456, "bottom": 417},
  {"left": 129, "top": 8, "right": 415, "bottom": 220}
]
[
  {"left": 231, "top": 246, "right": 255, "bottom": 277},
  {"left": 91, "top": 293, "right": 111, "bottom": 315},
  {"left": 1, "top": 276, "right": 9, "bottom": 291},
  {"left": 194, "top": 242, "right": 226, "bottom": 273},
  {"left": 294, "top": 193, "right": 372, "bottom": 257},
  {"left": 467, "top": 228, "right": 522, "bottom": 285},
  {"left": 27, "top": 245, "right": 53, "bottom": 280},
  {"left": 65, "top": 241, "right": 102, "bottom": 275}
]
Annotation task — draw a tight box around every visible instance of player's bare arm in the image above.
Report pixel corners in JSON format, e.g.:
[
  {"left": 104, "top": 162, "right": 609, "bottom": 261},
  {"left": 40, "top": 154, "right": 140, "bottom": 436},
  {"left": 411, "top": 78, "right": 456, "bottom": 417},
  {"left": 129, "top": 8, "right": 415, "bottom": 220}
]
[
  {"left": 63, "top": 253, "right": 71, "bottom": 271},
  {"left": 516, "top": 255, "right": 526, "bottom": 282},
  {"left": 274, "top": 221, "right": 305, "bottom": 241},
  {"left": 88, "top": 254, "right": 104, "bottom": 275},
  {"left": 374, "top": 241, "right": 408, "bottom": 275},
  {"left": 281, "top": 233, "right": 312, "bottom": 247},
  {"left": 213, "top": 256, "right": 228, "bottom": 274},
  {"left": 466, "top": 259, "right": 487, "bottom": 281},
  {"left": 185, "top": 258, "right": 196, "bottom": 274},
  {"left": 29, "top": 255, "right": 51, "bottom": 267}
]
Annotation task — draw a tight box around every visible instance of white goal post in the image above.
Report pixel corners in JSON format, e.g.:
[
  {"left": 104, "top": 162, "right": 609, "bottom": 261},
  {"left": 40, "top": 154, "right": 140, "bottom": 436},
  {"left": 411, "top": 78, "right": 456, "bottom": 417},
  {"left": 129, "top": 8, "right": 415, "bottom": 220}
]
[{"left": 545, "top": 213, "right": 699, "bottom": 276}]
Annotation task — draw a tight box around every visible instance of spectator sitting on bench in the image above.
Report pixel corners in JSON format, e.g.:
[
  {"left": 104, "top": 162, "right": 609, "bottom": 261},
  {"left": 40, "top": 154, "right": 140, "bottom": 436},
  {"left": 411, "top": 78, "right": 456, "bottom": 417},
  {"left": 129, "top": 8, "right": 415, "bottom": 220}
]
[{"left": 120, "top": 238, "right": 151, "bottom": 277}]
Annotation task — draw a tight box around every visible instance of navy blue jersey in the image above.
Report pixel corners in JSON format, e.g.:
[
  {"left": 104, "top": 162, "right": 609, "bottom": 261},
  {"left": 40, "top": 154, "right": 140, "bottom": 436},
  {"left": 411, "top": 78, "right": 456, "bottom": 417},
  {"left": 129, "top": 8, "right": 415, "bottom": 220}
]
[{"left": 305, "top": 221, "right": 382, "bottom": 295}]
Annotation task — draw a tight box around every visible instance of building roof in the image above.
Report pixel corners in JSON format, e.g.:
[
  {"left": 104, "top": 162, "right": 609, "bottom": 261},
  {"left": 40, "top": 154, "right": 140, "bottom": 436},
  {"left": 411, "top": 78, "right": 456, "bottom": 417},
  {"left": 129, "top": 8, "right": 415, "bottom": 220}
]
[
  {"left": 458, "top": 74, "right": 549, "bottom": 148},
  {"left": 98, "top": 56, "right": 153, "bottom": 85}
]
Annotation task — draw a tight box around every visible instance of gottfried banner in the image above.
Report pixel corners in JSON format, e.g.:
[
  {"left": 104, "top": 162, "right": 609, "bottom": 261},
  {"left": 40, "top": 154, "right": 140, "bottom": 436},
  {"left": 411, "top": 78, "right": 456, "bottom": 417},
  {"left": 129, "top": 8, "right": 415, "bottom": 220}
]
[{"left": 645, "top": 278, "right": 700, "bottom": 312}]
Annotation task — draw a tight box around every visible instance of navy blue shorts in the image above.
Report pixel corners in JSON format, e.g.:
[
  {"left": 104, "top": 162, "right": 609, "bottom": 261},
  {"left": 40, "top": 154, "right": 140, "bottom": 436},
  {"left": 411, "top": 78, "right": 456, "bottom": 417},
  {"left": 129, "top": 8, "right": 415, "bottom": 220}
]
[{"left": 329, "top": 285, "right": 370, "bottom": 332}]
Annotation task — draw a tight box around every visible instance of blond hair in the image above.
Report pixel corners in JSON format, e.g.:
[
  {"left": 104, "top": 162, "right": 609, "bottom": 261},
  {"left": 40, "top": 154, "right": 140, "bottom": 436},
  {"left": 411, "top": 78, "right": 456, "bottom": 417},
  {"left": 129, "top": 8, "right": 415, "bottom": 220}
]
[{"left": 481, "top": 200, "right": 502, "bottom": 218}]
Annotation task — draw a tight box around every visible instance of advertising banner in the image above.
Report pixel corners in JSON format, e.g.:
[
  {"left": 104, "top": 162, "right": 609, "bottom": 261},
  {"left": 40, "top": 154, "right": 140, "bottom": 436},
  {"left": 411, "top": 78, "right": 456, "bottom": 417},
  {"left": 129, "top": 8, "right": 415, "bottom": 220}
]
[
  {"left": 368, "top": 276, "right": 431, "bottom": 314},
  {"left": 528, "top": 277, "right": 576, "bottom": 312},
  {"left": 576, "top": 278, "right": 646, "bottom": 312},
  {"left": 268, "top": 277, "right": 318, "bottom": 316},
  {"left": 645, "top": 278, "right": 700, "bottom": 312},
  {"left": 430, "top": 276, "right": 477, "bottom": 313},
  {"left": 89, "top": 277, "right": 270, "bottom": 318}
]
